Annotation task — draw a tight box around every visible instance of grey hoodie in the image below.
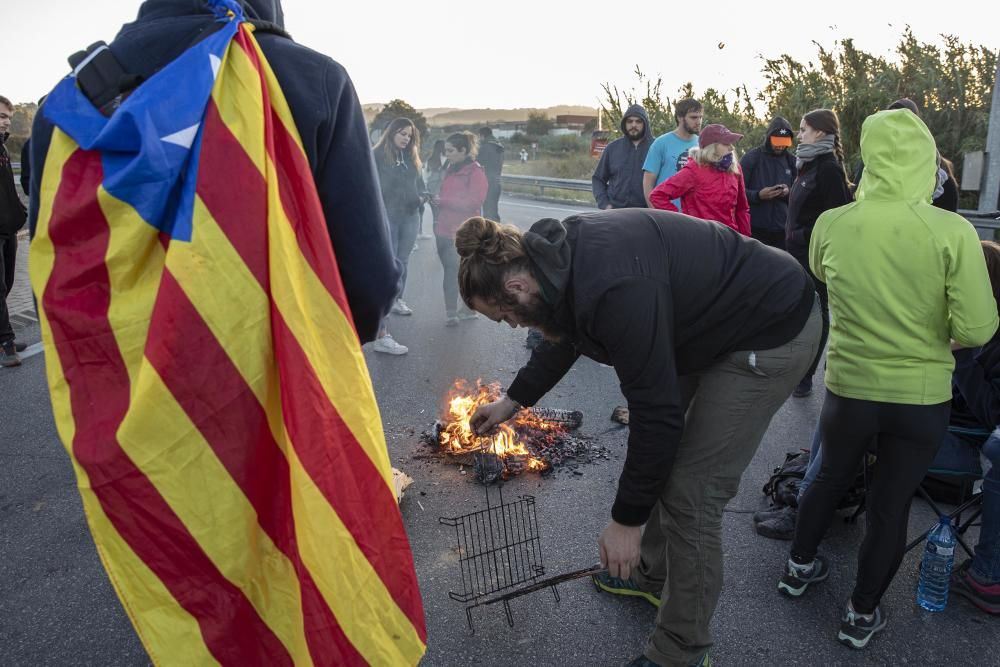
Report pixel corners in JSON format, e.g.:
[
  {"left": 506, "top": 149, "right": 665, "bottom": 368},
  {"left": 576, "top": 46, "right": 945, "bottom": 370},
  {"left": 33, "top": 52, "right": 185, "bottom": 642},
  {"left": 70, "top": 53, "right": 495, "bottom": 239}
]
[{"left": 591, "top": 104, "right": 653, "bottom": 209}]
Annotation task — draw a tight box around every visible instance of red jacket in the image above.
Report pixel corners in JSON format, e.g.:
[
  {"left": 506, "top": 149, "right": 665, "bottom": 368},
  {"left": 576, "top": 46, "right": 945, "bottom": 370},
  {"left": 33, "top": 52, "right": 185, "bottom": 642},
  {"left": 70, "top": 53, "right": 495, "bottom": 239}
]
[
  {"left": 649, "top": 160, "right": 751, "bottom": 235},
  {"left": 436, "top": 159, "right": 488, "bottom": 238}
]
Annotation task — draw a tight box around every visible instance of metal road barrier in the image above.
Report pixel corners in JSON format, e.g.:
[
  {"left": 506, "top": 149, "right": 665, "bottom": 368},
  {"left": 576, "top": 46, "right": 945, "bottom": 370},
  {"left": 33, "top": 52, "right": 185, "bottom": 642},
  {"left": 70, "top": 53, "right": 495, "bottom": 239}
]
[{"left": 501, "top": 174, "right": 591, "bottom": 196}]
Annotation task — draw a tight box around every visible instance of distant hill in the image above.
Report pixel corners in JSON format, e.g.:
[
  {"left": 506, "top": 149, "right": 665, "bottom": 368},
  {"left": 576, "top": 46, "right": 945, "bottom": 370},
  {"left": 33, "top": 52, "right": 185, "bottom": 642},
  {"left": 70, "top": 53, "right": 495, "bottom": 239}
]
[
  {"left": 361, "top": 104, "right": 599, "bottom": 127},
  {"left": 425, "top": 106, "right": 598, "bottom": 126}
]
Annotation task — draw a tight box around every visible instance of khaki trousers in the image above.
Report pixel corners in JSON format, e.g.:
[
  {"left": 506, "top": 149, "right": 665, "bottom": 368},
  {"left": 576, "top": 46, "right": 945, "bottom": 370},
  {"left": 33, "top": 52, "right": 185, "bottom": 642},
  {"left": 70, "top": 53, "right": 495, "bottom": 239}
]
[{"left": 636, "top": 302, "right": 821, "bottom": 666}]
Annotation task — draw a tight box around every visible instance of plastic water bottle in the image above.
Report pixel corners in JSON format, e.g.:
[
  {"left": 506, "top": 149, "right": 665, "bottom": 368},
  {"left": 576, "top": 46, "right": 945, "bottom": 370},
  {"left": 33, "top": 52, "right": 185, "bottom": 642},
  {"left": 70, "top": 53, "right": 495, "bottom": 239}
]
[{"left": 916, "top": 516, "right": 956, "bottom": 611}]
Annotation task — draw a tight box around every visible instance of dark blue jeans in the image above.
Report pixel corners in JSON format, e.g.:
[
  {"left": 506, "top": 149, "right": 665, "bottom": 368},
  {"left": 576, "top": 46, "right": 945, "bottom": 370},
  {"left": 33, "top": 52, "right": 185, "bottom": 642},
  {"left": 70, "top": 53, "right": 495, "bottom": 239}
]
[{"left": 930, "top": 428, "right": 1000, "bottom": 583}]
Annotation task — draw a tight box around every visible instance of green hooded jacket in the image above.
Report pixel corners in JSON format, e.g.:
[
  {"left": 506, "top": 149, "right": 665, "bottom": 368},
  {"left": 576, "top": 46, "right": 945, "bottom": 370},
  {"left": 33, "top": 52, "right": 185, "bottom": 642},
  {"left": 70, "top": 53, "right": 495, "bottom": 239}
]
[{"left": 809, "top": 109, "right": 998, "bottom": 404}]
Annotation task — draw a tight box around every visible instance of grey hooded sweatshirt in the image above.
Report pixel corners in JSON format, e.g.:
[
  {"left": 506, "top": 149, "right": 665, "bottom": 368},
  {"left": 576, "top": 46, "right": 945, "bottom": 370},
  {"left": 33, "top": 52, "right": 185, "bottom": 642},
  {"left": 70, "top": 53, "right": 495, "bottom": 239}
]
[{"left": 591, "top": 104, "right": 653, "bottom": 209}]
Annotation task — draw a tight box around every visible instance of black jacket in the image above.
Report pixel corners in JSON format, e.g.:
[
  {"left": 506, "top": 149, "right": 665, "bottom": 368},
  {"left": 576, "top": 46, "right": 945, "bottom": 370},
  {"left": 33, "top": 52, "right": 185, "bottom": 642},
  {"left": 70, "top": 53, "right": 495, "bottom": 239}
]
[
  {"left": 0, "top": 136, "right": 26, "bottom": 236},
  {"left": 478, "top": 140, "right": 504, "bottom": 182},
  {"left": 505, "top": 210, "right": 815, "bottom": 525},
  {"left": 785, "top": 152, "right": 852, "bottom": 262},
  {"left": 591, "top": 104, "right": 653, "bottom": 209},
  {"left": 740, "top": 117, "right": 796, "bottom": 233},
  {"left": 28, "top": 0, "right": 400, "bottom": 343},
  {"left": 950, "top": 332, "right": 1000, "bottom": 432},
  {"left": 375, "top": 153, "right": 425, "bottom": 220}
]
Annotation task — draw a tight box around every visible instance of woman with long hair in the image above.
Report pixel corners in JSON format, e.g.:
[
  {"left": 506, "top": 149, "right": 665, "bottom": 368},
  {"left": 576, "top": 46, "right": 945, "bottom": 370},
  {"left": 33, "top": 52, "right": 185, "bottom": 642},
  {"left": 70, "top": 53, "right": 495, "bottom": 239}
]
[
  {"left": 649, "top": 123, "right": 750, "bottom": 235},
  {"left": 785, "top": 109, "right": 854, "bottom": 397},
  {"left": 370, "top": 117, "right": 425, "bottom": 354},
  {"left": 433, "top": 131, "right": 488, "bottom": 326},
  {"left": 421, "top": 139, "right": 447, "bottom": 239},
  {"left": 776, "top": 109, "right": 998, "bottom": 648}
]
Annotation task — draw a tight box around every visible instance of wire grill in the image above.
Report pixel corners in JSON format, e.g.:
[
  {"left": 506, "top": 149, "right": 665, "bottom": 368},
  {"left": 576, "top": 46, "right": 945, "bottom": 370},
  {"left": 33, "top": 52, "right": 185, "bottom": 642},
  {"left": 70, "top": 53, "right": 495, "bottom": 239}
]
[{"left": 440, "top": 493, "right": 545, "bottom": 603}]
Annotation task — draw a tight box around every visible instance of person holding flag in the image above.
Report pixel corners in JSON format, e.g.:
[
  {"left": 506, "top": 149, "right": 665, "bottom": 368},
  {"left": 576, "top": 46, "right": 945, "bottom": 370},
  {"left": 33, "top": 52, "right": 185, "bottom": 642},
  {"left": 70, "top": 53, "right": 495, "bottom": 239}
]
[{"left": 27, "top": 1, "right": 426, "bottom": 664}]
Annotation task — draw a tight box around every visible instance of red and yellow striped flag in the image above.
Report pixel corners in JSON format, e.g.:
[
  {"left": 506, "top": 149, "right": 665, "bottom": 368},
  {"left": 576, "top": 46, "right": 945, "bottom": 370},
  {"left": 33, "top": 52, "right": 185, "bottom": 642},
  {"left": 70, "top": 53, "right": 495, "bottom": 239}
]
[{"left": 30, "top": 14, "right": 426, "bottom": 666}]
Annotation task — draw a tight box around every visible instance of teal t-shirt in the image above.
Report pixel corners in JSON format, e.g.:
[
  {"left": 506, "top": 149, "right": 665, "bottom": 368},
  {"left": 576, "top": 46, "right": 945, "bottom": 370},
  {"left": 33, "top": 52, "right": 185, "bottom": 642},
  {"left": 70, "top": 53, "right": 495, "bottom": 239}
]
[{"left": 643, "top": 131, "right": 699, "bottom": 185}]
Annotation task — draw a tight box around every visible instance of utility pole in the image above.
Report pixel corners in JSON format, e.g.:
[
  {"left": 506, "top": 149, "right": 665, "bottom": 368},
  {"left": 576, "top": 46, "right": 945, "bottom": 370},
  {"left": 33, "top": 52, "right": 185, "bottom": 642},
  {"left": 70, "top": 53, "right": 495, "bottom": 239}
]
[{"left": 981, "top": 55, "right": 1000, "bottom": 213}]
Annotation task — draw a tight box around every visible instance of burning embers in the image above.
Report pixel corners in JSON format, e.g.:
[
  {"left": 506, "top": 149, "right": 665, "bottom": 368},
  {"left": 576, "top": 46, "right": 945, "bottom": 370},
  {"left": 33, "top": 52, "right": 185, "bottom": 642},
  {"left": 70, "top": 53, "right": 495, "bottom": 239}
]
[{"left": 424, "top": 380, "right": 605, "bottom": 483}]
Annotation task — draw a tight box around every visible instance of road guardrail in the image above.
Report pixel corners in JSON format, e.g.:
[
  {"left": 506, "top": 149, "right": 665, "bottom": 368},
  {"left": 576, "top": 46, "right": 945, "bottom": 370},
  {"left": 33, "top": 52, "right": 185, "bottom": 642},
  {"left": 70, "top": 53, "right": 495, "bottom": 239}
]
[{"left": 501, "top": 174, "right": 591, "bottom": 196}]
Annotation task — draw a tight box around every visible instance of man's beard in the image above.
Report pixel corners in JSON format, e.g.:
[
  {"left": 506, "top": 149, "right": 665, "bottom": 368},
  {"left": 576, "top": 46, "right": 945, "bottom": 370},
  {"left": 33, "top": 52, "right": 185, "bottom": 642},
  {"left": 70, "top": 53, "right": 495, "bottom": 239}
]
[
  {"left": 684, "top": 119, "right": 701, "bottom": 135},
  {"left": 502, "top": 292, "right": 568, "bottom": 342},
  {"left": 626, "top": 127, "right": 644, "bottom": 141}
]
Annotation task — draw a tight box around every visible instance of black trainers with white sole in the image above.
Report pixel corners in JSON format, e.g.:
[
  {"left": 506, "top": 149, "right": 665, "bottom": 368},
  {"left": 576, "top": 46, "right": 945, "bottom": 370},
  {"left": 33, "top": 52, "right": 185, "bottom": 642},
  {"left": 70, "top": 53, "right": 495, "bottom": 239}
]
[
  {"left": 778, "top": 555, "right": 829, "bottom": 597},
  {"left": 837, "top": 602, "right": 886, "bottom": 649}
]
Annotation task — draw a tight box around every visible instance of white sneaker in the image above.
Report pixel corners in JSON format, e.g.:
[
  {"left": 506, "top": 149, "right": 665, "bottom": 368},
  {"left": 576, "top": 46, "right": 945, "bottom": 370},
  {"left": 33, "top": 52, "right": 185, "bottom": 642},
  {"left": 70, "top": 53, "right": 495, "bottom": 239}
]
[
  {"left": 391, "top": 299, "right": 413, "bottom": 316},
  {"left": 418, "top": 233, "right": 433, "bottom": 240},
  {"left": 371, "top": 335, "right": 408, "bottom": 355}
]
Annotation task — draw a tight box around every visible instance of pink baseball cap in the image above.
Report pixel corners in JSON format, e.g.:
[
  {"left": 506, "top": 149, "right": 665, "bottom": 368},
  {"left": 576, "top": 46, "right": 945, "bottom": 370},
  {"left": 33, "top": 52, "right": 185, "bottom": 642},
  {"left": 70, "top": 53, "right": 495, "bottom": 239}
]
[{"left": 699, "top": 124, "right": 744, "bottom": 148}]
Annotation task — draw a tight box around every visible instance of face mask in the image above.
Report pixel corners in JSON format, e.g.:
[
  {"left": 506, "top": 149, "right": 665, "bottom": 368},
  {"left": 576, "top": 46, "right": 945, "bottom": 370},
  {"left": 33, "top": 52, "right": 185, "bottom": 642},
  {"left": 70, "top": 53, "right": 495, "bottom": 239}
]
[{"left": 716, "top": 153, "right": 734, "bottom": 171}]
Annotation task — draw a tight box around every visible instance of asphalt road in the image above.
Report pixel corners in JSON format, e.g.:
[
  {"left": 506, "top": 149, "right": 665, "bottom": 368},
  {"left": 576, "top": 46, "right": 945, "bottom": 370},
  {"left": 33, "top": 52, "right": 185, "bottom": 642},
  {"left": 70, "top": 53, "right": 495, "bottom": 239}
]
[{"left": 1, "top": 195, "right": 996, "bottom": 666}]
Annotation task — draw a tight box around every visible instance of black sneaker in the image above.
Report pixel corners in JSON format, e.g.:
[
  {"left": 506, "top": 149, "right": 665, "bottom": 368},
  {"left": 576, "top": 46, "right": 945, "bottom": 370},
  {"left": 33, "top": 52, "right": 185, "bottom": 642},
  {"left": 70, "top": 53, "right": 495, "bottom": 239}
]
[
  {"left": 778, "top": 555, "right": 829, "bottom": 597},
  {"left": 592, "top": 570, "right": 661, "bottom": 608},
  {"left": 837, "top": 602, "right": 886, "bottom": 649},
  {"left": 755, "top": 506, "right": 797, "bottom": 540},
  {"left": 0, "top": 342, "right": 22, "bottom": 368},
  {"left": 792, "top": 377, "right": 813, "bottom": 398},
  {"left": 951, "top": 559, "right": 1000, "bottom": 615}
]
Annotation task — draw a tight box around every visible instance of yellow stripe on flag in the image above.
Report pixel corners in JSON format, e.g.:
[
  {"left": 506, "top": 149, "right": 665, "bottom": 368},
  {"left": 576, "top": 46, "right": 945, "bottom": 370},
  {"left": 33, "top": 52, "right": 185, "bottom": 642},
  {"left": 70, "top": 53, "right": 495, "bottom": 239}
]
[
  {"left": 170, "top": 196, "right": 422, "bottom": 664},
  {"left": 289, "top": 448, "right": 427, "bottom": 666},
  {"left": 211, "top": 37, "right": 267, "bottom": 175},
  {"left": 29, "top": 132, "right": 217, "bottom": 667},
  {"left": 265, "top": 181, "right": 394, "bottom": 484},
  {"left": 114, "top": 365, "right": 312, "bottom": 665}
]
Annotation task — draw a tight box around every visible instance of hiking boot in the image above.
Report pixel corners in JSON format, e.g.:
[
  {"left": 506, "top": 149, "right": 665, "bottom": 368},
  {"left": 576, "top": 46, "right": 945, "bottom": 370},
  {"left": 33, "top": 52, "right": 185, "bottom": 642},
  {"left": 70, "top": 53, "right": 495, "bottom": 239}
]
[
  {"left": 837, "top": 601, "right": 886, "bottom": 649},
  {"left": 391, "top": 299, "right": 413, "bottom": 316},
  {"left": 755, "top": 506, "right": 797, "bottom": 540},
  {"left": 778, "top": 555, "right": 829, "bottom": 597},
  {"left": 951, "top": 560, "right": 1000, "bottom": 615},
  {"left": 525, "top": 329, "right": 544, "bottom": 350},
  {"left": 792, "top": 377, "right": 813, "bottom": 398},
  {"left": 0, "top": 342, "right": 22, "bottom": 368},
  {"left": 753, "top": 505, "right": 789, "bottom": 524},
  {"left": 371, "top": 335, "right": 408, "bottom": 355},
  {"left": 592, "top": 570, "right": 661, "bottom": 608}
]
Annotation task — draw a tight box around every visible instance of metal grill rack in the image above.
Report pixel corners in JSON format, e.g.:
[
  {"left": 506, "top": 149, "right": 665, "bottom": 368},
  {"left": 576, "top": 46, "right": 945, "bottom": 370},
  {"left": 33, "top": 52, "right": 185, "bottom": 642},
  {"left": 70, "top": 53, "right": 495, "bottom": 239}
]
[{"left": 440, "top": 485, "right": 554, "bottom": 631}]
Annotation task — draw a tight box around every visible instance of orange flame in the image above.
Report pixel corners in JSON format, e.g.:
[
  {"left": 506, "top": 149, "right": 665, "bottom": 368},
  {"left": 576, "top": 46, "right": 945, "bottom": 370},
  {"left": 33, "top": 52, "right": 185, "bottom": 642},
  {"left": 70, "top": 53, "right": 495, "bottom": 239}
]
[{"left": 440, "top": 380, "right": 549, "bottom": 472}]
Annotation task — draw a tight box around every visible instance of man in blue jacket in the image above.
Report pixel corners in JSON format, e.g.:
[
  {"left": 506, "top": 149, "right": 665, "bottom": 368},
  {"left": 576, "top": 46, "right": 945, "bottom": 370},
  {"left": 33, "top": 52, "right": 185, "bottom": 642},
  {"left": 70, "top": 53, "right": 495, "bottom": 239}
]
[
  {"left": 592, "top": 104, "right": 653, "bottom": 209},
  {"left": 740, "top": 117, "right": 796, "bottom": 250},
  {"left": 28, "top": 0, "right": 401, "bottom": 344}
]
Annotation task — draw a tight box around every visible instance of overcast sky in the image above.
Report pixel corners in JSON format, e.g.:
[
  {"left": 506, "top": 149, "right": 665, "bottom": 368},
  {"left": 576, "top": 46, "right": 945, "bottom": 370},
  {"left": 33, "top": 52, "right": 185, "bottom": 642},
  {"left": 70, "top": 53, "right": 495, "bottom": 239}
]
[{"left": 6, "top": 1, "right": 999, "bottom": 110}]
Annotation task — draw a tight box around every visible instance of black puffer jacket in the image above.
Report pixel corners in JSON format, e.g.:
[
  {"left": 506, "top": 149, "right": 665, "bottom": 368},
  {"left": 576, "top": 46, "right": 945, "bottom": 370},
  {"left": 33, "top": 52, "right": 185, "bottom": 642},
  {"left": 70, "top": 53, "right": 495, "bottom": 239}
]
[{"left": 28, "top": 0, "right": 400, "bottom": 343}]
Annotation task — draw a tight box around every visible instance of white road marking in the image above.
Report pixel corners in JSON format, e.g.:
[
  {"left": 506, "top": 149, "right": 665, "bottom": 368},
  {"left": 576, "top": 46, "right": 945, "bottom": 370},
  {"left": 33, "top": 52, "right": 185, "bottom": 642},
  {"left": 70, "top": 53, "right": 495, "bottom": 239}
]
[{"left": 20, "top": 343, "right": 45, "bottom": 359}]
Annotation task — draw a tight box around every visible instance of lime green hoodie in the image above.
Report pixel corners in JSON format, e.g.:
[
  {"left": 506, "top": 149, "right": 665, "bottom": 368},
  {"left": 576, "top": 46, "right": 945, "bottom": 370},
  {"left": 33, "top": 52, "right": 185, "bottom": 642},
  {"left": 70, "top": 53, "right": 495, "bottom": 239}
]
[{"left": 809, "top": 109, "right": 998, "bottom": 404}]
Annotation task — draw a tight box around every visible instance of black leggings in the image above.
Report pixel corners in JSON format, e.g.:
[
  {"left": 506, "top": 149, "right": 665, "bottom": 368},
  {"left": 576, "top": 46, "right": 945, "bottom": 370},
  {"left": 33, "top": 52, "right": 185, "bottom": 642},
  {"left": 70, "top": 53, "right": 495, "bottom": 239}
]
[
  {"left": 791, "top": 391, "right": 950, "bottom": 614},
  {"left": 435, "top": 234, "right": 459, "bottom": 316}
]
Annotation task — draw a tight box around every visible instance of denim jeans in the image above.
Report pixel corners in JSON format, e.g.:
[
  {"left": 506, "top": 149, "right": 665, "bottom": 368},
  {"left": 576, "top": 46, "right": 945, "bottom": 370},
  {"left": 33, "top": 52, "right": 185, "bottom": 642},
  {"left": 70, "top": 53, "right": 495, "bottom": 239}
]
[
  {"left": 797, "top": 422, "right": 824, "bottom": 502},
  {"left": 387, "top": 209, "right": 419, "bottom": 298},
  {"left": 930, "top": 428, "right": 1000, "bottom": 583}
]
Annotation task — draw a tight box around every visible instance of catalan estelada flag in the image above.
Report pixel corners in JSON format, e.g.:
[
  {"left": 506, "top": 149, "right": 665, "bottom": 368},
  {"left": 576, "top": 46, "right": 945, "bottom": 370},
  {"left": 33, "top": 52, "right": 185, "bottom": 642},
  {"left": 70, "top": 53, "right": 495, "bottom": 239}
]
[{"left": 29, "top": 2, "right": 426, "bottom": 664}]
